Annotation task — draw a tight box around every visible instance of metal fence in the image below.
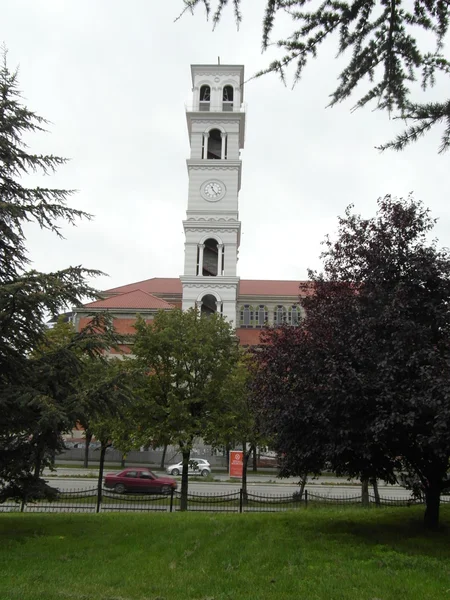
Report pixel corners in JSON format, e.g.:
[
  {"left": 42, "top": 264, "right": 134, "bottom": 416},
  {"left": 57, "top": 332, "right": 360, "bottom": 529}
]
[
  {"left": 1, "top": 488, "right": 448, "bottom": 514},
  {"left": 176, "top": 490, "right": 241, "bottom": 513}
]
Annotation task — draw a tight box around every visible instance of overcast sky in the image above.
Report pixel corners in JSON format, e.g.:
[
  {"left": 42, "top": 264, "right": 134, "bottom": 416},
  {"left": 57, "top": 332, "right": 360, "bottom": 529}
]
[{"left": 3, "top": 1, "right": 450, "bottom": 291}]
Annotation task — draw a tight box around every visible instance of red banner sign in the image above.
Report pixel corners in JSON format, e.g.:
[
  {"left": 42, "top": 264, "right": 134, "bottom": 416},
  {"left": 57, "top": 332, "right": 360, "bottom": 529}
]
[{"left": 229, "top": 450, "right": 243, "bottom": 478}]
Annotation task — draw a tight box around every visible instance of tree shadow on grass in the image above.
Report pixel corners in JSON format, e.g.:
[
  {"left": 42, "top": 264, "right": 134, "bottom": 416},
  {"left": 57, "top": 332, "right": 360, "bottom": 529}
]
[{"left": 294, "top": 505, "right": 450, "bottom": 559}]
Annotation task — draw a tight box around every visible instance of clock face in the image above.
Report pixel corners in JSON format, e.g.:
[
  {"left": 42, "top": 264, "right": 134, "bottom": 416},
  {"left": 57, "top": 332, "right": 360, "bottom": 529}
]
[{"left": 201, "top": 180, "right": 226, "bottom": 201}]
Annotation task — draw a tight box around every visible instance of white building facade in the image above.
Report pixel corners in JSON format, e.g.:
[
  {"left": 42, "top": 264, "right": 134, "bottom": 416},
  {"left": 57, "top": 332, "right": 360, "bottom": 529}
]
[{"left": 180, "top": 64, "right": 246, "bottom": 325}]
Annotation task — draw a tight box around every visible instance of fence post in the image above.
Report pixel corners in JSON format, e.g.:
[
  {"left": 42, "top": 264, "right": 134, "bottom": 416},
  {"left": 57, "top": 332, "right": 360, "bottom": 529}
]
[
  {"left": 96, "top": 486, "right": 102, "bottom": 514},
  {"left": 170, "top": 488, "right": 174, "bottom": 513},
  {"left": 304, "top": 489, "right": 308, "bottom": 509},
  {"left": 239, "top": 488, "right": 243, "bottom": 513}
]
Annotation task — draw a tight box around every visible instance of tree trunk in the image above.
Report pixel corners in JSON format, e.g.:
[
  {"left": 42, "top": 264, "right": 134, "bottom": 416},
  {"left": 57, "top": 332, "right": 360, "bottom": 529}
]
[
  {"left": 96, "top": 443, "right": 107, "bottom": 513},
  {"left": 241, "top": 441, "right": 251, "bottom": 505},
  {"left": 160, "top": 444, "right": 168, "bottom": 470},
  {"left": 361, "top": 478, "right": 369, "bottom": 507},
  {"left": 33, "top": 439, "right": 43, "bottom": 479},
  {"left": 34, "top": 454, "right": 41, "bottom": 479},
  {"left": 121, "top": 453, "right": 126, "bottom": 468},
  {"left": 299, "top": 475, "right": 307, "bottom": 499},
  {"left": 83, "top": 430, "right": 92, "bottom": 469},
  {"left": 371, "top": 477, "right": 380, "bottom": 506},
  {"left": 225, "top": 444, "right": 230, "bottom": 471},
  {"left": 424, "top": 482, "right": 441, "bottom": 530},
  {"left": 180, "top": 449, "right": 190, "bottom": 511},
  {"left": 252, "top": 444, "right": 257, "bottom": 472}
]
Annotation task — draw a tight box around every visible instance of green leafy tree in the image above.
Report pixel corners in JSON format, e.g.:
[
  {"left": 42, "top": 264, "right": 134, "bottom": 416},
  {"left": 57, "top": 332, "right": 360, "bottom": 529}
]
[
  {"left": 22, "top": 318, "right": 80, "bottom": 481},
  {"left": 100, "top": 355, "right": 168, "bottom": 461},
  {"left": 132, "top": 308, "right": 240, "bottom": 510},
  {"left": 254, "top": 195, "right": 450, "bottom": 529},
  {"left": 2, "top": 310, "right": 132, "bottom": 503},
  {"left": 181, "top": 1, "right": 450, "bottom": 152},
  {"left": 76, "top": 352, "right": 138, "bottom": 469},
  {"left": 0, "top": 47, "right": 104, "bottom": 499},
  {"left": 79, "top": 358, "right": 135, "bottom": 509},
  {"left": 215, "top": 354, "right": 270, "bottom": 501},
  {"left": 39, "top": 316, "right": 76, "bottom": 350}
]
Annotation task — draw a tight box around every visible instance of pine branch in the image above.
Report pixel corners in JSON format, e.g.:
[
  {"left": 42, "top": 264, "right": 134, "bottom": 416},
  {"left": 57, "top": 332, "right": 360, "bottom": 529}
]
[
  {"left": 178, "top": 0, "right": 450, "bottom": 151},
  {"left": 377, "top": 100, "right": 450, "bottom": 152}
]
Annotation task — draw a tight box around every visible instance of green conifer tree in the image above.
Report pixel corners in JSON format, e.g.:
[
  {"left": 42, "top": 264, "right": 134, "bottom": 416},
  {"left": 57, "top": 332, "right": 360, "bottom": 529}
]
[{"left": 0, "top": 47, "right": 102, "bottom": 498}]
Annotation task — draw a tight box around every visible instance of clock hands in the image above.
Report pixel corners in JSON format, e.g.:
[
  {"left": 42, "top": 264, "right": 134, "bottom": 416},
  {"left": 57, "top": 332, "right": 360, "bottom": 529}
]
[{"left": 202, "top": 181, "right": 224, "bottom": 200}]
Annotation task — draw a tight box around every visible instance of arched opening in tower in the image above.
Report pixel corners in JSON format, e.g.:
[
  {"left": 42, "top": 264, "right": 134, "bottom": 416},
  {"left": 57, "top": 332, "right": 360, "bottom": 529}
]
[
  {"left": 208, "top": 129, "right": 222, "bottom": 159},
  {"left": 200, "top": 294, "right": 217, "bottom": 317},
  {"left": 222, "top": 85, "right": 234, "bottom": 111},
  {"left": 199, "top": 85, "right": 211, "bottom": 111},
  {"left": 202, "top": 238, "right": 219, "bottom": 276}
]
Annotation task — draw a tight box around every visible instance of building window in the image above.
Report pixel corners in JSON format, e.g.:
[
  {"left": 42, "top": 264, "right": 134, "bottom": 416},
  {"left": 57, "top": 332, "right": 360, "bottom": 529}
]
[
  {"left": 288, "top": 304, "right": 301, "bottom": 326},
  {"left": 273, "top": 305, "right": 287, "bottom": 326},
  {"left": 240, "top": 305, "right": 254, "bottom": 328},
  {"left": 255, "top": 305, "right": 268, "bottom": 328},
  {"left": 199, "top": 85, "right": 210, "bottom": 111},
  {"left": 222, "top": 85, "right": 234, "bottom": 111},
  {"left": 207, "top": 128, "right": 222, "bottom": 159}
]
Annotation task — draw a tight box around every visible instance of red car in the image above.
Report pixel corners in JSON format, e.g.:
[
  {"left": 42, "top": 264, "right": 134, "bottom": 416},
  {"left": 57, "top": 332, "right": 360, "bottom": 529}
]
[{"left": 104, "top": 467, "right": 177, "bottom": 494}]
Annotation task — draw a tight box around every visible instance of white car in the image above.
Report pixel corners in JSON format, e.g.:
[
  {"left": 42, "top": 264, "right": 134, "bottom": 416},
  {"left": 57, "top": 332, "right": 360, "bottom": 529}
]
[{"left": 166, "top": 458, "right": 211, "bottom": 477}]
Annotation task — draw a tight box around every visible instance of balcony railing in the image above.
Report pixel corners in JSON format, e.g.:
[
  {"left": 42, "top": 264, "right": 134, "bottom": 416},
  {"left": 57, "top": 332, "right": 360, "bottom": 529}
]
[{"left": 186, "top": 103, "right": 246, "bottom": 114}]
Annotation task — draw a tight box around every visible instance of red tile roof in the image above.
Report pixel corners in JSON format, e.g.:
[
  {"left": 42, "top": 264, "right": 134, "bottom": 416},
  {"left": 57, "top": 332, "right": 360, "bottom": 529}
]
[
  {"left": 83, "top": 290, "right": 174, "bottom": 310},
  {"left": 103, "top": 277, "right": 310, "bottom": 297},
  {"left": 239, "top": 279, "right": 310, "bottom": 296},
  {"left": 104, "top": 278, "right": 182, "bottom": 296}
]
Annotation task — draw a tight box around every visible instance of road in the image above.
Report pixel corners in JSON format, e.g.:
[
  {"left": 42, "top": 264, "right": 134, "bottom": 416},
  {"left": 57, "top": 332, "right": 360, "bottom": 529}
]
[{"left": 44, "top": 475, "right": 413, "bottom": 499}]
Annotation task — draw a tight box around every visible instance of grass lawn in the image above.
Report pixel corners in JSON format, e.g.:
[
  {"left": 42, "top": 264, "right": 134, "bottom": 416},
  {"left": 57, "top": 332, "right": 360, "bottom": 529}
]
[{"left": 0, "top": 506, "right": 449, "bottom": 600}]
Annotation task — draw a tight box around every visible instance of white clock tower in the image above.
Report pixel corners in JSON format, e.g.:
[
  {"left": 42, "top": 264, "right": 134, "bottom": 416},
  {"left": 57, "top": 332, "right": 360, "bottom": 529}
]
[{"left": 180, "top": 64, "right": 246, "bottom": 325}]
